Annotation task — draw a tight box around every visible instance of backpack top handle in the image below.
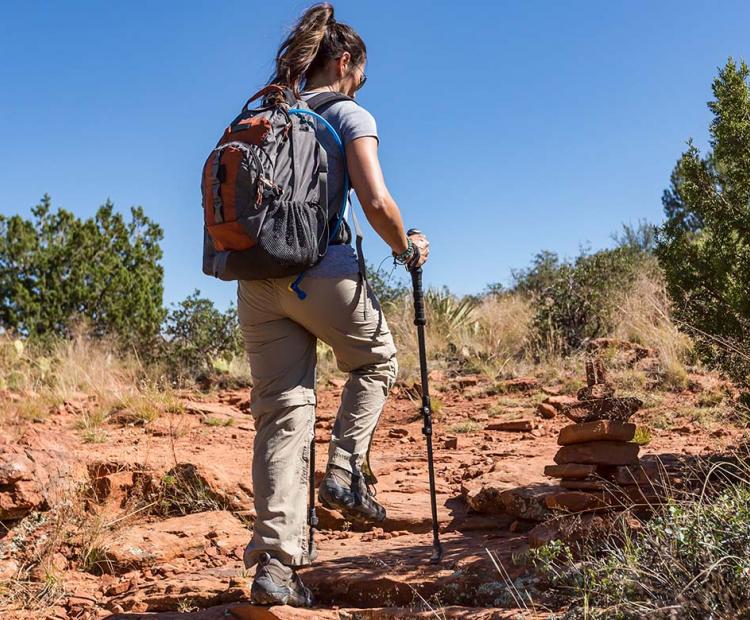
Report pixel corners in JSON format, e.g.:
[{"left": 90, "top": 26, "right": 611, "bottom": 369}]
[{"left": 243, "top": 85, "right": 297, "bottom": 111}]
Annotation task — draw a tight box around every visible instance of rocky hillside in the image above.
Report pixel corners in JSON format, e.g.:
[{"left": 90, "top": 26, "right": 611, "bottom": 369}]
[{"left": 0, "top": 340, "right": 744, "bottom": 619}]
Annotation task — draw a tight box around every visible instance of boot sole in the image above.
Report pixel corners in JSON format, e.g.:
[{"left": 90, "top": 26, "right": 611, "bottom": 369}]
[
  {"left": 251, "top": 588, "right": 289, "bottom": 606},
  {"left": 318, "top": 494, "right": 386, "bottom": 525},
  {"left": 251, "top": 584, "right": 312, "bottom": 608}
]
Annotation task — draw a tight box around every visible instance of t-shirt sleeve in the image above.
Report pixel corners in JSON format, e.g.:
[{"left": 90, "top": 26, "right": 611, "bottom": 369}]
[{"left": 331, "top": 101, "right": 379, "bottom": 145}]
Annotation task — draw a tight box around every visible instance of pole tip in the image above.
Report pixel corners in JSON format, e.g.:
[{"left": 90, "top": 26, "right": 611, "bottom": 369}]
[{"left": 429, "top": 544, "right": 443, "bottom": 564}]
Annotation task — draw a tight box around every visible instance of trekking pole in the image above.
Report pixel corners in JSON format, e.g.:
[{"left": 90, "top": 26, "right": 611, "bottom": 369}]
[
  {"left": 406, "top": 228, "right": 443, "bottom": 564},
  {"left": 308, "top": 421, "right": 318, "bottom": 560}
]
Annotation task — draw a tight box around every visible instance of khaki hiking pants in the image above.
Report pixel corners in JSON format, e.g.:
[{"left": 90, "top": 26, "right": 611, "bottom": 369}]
[{"left": 238, "top": 274, "right": 397, "bottom": 568}]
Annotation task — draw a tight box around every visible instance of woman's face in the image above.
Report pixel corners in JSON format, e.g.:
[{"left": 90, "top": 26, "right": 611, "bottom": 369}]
[
  {"left": 344, "top": 62, "right": 366, "bottom": 98},
  {"left": 337, "top": 53, "right": 366, "bottom": 98}
]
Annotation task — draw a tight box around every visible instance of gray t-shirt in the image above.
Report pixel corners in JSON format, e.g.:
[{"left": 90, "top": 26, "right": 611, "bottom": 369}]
[{"left": 300, "top": 91, "right": 378, "bottom": 278}]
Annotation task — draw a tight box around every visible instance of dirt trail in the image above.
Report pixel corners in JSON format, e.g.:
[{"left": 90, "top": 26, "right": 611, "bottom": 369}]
[{"left": 1, "top": 365, "right": 742, "bottom": 619}]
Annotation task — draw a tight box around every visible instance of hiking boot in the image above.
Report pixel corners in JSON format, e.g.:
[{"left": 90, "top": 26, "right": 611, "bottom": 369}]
[
  {"left": 318, "top": 465, "right": 386, "bottom": 524},
  {"left": 250, "top": 552, "right": 314, "bottom": 607}
]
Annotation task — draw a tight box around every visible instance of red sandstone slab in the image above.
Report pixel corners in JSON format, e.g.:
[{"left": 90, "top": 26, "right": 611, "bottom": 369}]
[
  {"left": 230, "top": 606, "right": 337, "bottom": 619},
  {"left": 558, "top": 421, "right": 636, "bottom": 446},
  {"left": 554, "top": 441, "right": 640, "bottom": 466},
  {"left": 485, "top": 420, "right": 535, "bottom": 432},
  {"left": 560, "top": 479, "right": 606, "bottom": 491},
  {"left": 619, "top": 485, "right": 663, "bottom": 505},
  {"left": 545, "top": 491, "right": 610, "bottom": 513},
  {"left": 543, "top": 464, "right": 597, "bottom": 479},
  {"left": 498, "top": 485, "right": 557, "bottom": 521}
]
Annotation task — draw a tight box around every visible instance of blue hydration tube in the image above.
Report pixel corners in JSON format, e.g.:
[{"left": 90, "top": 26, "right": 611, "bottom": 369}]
[{"left": 286, "top": 108, "right": 349, "bottom": 300}]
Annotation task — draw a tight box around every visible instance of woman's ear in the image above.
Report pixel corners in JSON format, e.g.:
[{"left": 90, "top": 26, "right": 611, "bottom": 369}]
[{"left": 336, "top": 51, "right": 351, "bottom": 77}]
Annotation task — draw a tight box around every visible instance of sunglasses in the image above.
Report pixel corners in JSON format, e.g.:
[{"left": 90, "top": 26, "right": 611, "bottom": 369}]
[{"left": 352, "top": 65, "right": 367, "bottom": 91}]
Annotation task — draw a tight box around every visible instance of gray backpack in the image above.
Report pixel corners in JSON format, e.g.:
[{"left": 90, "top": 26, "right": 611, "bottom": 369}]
[{"left": 201, "top": 85, "right": 352, "bottom": 297}]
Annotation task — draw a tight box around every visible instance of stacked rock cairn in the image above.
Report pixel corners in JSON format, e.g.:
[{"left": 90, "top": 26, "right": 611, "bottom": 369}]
[{"left": 544, "top": 358, "right": 656, "bottom": 508}]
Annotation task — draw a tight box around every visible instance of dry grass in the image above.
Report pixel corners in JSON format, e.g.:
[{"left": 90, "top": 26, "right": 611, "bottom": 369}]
[
  {"left": 457, "top": 294, "right": 532, "bottom": 378},
  {"left": 0, "top": 331, "right": 180, "bottom": 432},
  {"left": 315, "top": 340, "right": 342, "bottom": 385},
  {"left": 0, "top": 484, "right": 119, "bottom": 612},
  {"left": 613, "top": 274, "right": 693, "bottom": 388},
  {"left": 449, "top": 420, "right": 482, "bottom": 434},
  {"left": 386, "top": 291, "right": 533, "bottom": 383},
  {"left": 2, "top": 332, "right": 137, "bottom": 399}
]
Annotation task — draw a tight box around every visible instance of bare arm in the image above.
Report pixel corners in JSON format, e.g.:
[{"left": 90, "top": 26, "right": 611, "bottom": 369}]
[{"left": 346, "top": 137, "right": 429, "bottom": 265}]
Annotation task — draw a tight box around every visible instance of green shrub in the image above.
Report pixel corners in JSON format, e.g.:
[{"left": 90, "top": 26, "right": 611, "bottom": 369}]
[
  {"left": 162, "top": 291, "right": 243, "bottom": 381},
  {"left": 656, "top": 59, "right": 750, "bottom": 385},
  {"left": 0, "top": 194, "right": 165, "bottom": 349},
  {"left": 531, "top": 460, "right": 750, "bottom": 618},
  {"left": 366, "top": 261, "right": 409, "bottom": 306},
  {"left": 515, "top": 247, "right": 655, "bottom": 354}
]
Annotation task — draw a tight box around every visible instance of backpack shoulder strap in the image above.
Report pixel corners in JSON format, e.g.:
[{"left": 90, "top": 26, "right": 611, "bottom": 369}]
[{"left": 307, "top": 92, "right": 356, "bottom": 115}]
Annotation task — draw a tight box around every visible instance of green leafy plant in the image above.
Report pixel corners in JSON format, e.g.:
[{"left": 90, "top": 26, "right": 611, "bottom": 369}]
[{"left": 632, "top": 426, "right": 652, "bottom": 446}]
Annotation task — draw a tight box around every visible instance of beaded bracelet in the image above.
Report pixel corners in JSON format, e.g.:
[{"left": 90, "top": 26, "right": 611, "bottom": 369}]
[{"left": 392, "top": 238, "right": 415, "bottom": 264}]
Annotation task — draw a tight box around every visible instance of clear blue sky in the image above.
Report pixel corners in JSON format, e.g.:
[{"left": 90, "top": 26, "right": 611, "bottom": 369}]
[{"left": 1, "top": 1, "right": 748, "bottom": 310}]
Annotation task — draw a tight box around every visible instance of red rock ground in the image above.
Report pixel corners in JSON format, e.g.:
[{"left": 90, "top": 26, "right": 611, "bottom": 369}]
[{"left": 0, "top": 367, "right": 743, "bottom": 619}]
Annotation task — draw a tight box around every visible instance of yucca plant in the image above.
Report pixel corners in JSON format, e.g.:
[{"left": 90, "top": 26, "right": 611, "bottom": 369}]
[{"left": 425, "top": 288, "right": 477, "bottom": 337}]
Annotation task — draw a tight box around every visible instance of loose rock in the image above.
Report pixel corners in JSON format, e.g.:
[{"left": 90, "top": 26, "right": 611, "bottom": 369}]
[
  {"left": 543, "top": 395, "right": 579, "bottom": 411},
  {"left": 500, "top": 485, "right": 557, "bottom": 521},
  {"left": 443, "top": 436, "right": 459, "bottom": 450},
  {"left": 560, "top": 479, "right": 606, "bottom": 490},
  {"left": 0, "top": 449, "right": 46, "bottom": 520},
  {"left": 536, "top": 403, "right": 557, "bottom": 419},
  {"left": 485, "top": 420, "right": 535, "bottom": 432},
  {"left": 498, "top": 377, "right": 538, "bottom": 393}
]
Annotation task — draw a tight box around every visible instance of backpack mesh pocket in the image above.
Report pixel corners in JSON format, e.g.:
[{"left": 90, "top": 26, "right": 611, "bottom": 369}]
[{"left": 224, "top": 200, "right": 328, "bottom": 280}]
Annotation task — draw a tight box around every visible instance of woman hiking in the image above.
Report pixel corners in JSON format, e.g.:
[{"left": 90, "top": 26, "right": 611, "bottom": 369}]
[{"left": 237, "top": 3, "right": 430, "bottom": 607}]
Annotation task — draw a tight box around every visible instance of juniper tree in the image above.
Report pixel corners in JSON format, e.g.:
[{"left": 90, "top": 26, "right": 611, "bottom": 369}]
[
  {"left": 656, "top": 58, "right": 750, "bottom": 381},
  {"left": 0, "top": 194, "right": 165, "bottom": 348}
]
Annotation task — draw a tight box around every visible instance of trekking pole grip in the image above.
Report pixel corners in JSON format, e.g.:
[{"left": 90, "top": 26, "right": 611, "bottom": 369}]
[
  {"left": 406, "top": 229, "right": 426, "bottom": 327},
  {"left": 410, "top": 268, "right": 426, "bottom": 327}
]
